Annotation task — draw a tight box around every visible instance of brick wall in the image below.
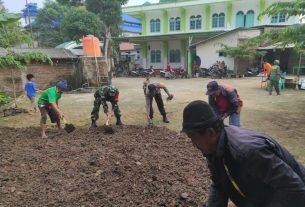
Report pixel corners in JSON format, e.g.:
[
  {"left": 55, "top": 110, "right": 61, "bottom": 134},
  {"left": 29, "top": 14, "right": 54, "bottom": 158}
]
[{"left": 0, "top": 61, "right": 76, "bottom": 94}]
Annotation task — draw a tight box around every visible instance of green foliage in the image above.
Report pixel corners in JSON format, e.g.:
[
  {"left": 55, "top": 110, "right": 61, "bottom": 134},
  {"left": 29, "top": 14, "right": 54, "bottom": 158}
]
[
  {"left": 33, "top": 1, "right": 69, "bottom": 47},
  {"left": 86, "top": 0, "right": 128, "bottom": 27},
  {"left": 220, "top": 0, "right": 305, "bottom": 60},
  {"left": 57, "top": 0, "right": 84, "bottom": 6},
  {"left": 61, "top": 8, "right": 102, "bottom": 42},
  {"left": 0, "top": 12, "right": 32, "bottom": 48},
  {"left": 259, "top": 0, "right": 305, "bottom": 19},
  {"left": 0, "top": 52, "right": 53, "bottom": 69},
  {"left": 0, "top": 94, "right": 12, "bottom": 106}
]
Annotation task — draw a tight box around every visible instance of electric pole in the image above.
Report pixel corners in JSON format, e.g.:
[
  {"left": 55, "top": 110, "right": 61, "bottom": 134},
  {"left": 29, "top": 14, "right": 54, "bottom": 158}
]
[{"left": 25, "top": 0, "right": 34, "bottom": 48}]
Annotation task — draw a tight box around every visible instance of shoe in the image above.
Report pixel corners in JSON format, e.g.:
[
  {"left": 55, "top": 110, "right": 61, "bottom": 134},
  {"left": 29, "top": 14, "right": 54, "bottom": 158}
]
[
  {"left": 91, "top": 120, "right": 97, "bottom": 128},
  {"left": 116, "top": 118, "right": 123, "bottom": 125},
  {"left": 163, "top": 116, "right": 170, "bottom": 123}
]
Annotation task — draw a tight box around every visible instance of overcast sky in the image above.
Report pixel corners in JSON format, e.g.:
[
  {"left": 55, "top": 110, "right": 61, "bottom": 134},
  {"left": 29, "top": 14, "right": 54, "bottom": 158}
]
[{"left": 3, "top": 0, "right": 159, "bottom": 13}]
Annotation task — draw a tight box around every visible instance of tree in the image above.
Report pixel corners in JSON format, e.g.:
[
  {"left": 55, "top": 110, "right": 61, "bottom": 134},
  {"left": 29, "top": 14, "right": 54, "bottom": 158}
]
[
  {"left": 0, "top": 12, "right": 52, "bottom": 108},
  {"left": 61, "top": 8, "right": 102, "bottom": 42},
  {"left": 33, "top": 1, "right": 69, "bottom": 47},
  {"left": 57, "top": 0, "right": 84, "bottom": 6},
  {"left": 86, "top": 0, "right": 128, "bottom": 72},
  {"left": 0, "top": 12, "right": 32, "bottom": 48}
]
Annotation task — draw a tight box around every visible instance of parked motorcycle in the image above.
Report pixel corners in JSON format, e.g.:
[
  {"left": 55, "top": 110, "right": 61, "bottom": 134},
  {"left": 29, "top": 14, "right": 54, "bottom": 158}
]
[{"left": 245, "top": 67, "right": 260, "bottom": 77}]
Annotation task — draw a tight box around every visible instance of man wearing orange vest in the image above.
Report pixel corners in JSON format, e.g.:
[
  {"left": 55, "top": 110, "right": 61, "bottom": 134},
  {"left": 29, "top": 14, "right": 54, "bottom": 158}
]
[{"left": 206, "top": 81, "right": 243, "bottom": 127}]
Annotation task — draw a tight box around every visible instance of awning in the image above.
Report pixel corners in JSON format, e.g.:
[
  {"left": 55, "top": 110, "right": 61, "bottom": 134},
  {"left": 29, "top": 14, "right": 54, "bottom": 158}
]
[{"left": 258, "top": 42, "right": 295, "bottom": 50}]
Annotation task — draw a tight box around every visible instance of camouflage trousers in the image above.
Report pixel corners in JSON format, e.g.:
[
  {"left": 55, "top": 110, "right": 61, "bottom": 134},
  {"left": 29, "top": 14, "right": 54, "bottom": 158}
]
[{"left": 91, "top": 98, "right": 121, "bottom": 121}]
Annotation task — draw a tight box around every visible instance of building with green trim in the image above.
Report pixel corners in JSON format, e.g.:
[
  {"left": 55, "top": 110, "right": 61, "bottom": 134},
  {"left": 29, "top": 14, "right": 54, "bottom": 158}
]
[{"left": 122, "top": 0, "right": 298, "bottom": 75}]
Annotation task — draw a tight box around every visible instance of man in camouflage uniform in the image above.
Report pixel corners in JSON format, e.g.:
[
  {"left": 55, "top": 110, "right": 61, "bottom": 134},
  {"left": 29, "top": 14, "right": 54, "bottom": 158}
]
[
  {"left": 145, "top": 82, "right": 173, "bottom": 125},
  {"left": 91, "top": 85, "right": 123, "bottom": 128},
  {"left": 269, "top": 59, "right": 281, "bottom": 96}
]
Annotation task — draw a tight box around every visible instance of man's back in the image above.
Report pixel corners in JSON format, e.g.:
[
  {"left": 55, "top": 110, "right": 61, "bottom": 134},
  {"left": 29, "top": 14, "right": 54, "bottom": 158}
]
[{"left": 207, "top": 126, "right": 305, "bottom": 207}]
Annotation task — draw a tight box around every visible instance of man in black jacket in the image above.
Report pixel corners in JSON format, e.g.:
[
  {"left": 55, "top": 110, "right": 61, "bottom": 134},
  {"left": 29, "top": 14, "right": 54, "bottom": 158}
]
[{"left": 182, "top": 100, "right": 305, "bottom": 207}]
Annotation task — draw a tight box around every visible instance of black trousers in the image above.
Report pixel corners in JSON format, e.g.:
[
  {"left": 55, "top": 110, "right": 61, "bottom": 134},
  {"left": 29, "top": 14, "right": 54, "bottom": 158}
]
[{"left": 149, "top": 93, "right": 166, "bottom": 119}]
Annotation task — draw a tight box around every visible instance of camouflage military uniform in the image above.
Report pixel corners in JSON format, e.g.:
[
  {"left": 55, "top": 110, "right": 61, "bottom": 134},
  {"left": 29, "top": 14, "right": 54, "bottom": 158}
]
[{"left": 91, "top": 86, "right": 121, "bottom": 122}]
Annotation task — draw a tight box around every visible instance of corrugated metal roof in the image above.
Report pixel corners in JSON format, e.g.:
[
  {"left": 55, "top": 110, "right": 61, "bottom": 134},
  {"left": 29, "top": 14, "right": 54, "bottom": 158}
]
[
  {"left": 122, "top": 14, "right": 142, "bottom": 24},
  {"left": 0, "top": 48, "right": 77, "bottom": 59}
]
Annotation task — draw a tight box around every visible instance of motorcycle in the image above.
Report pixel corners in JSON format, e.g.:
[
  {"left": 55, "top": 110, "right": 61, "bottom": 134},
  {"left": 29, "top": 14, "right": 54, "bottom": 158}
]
[{"left": 245, "top": 67, "right": 260, "bottom": 77}]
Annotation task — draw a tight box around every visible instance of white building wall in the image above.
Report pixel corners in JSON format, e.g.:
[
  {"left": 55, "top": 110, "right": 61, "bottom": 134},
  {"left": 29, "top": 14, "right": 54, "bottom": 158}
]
[
  {"left": 196, "top": 29, "right": 261, "bottom": 70},
  {"left": 168, "top": 9, "right": 181, "bottom": 34},
  {"left": 168, "top": 40, "right": 185, "bottom": 68},
  {"left": 185, "top": 6, "right": 204, "bottom": 33},
  {"left": 146, "top": 11, "right": 163, "bottom": 36},
  {"left": 209, "top": 2, "right": 228, "bottom": 31},
  {"left": 148, "top": 41, "right": 163, "bottom": 69}
]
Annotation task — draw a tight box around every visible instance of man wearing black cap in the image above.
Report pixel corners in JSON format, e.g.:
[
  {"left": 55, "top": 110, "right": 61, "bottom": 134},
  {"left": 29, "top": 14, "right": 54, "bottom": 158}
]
[
  {"left": 206, "top": 81, "right": 243, "bottom": 127},
  {"left": 182, "top": 100, "right": 305, "bottom": 207}
]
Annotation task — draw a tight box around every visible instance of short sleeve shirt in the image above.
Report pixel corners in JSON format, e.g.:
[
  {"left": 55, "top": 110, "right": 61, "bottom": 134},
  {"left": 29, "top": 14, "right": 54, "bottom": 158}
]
[
  {"left": 25, "top": 82, "right": 37, "bottom": 97},
  {"left": 38, "top": 86, "right": 61, "bottom": 106}
]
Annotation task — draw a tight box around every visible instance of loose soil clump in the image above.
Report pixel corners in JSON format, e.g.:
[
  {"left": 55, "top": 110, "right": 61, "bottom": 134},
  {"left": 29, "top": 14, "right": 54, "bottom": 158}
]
[{"left": 0, "top": 126, "right": 211, "bottom": 207}]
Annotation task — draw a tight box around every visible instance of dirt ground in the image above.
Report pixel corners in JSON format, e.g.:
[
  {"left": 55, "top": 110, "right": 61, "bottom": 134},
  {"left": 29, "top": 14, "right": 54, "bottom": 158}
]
[
  {"left": 0, "top": 77, "right": 305, "bottom": 206},
  {"left": 1, "top": 77, "right": 305, "bottom": 162},
  {"left": 0, "top": 126, "right": 210, "bottom": 207}
]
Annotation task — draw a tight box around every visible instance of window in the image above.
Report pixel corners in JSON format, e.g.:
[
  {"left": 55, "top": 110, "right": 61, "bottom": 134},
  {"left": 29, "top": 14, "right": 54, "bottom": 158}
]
[
  {"left": 219, "top": 13, "right": 225, "bottom": 27},
  {"left": 150, "top": 19, "right": 155, "bottom": 32},
  {"left": 155, "top": 19, "right": 160, "bottom": 32},
  {"left": 245, "top": 10, "right": 254, "bottom": 28},
  {"left": 170, "top": 17, "right": 181, "bottom": 31},
  {"left": 151, "top": 50, "right": 161, "bottom": 63},
  {"left": 236, "top": 11, "right": 245, "bottom": 27},
  {"left": 150, "top": 19, "right": 161, "bottom": 33},
  {"left": 196, "top": 15, "right": 202, "bottom": 29},
  {"left": 169, "top": 17, "right": 175, "bottom": 31},
  {"left": 169, "top": 49, "right": 181, "bottom": 63},
  {"left": 175, "top": 17, "right": 181, "bottom": 31},
  {"left": 271, "top": 16, "right": 278, "bottom": 23},
  {"left": 190, "top": 15, "right": 196, "bottom": 30},
  {"left": 279, "top": 13, "right": 286, "bottom": 23},
  {"left": 271, "top": 13, "right": 286, "bottom": 24},
  {"left": 212, "top": 14, "right": 218, "bottom": 28},
  {"left": 155, "top": 50, "right": 161, "bottom": 63}
]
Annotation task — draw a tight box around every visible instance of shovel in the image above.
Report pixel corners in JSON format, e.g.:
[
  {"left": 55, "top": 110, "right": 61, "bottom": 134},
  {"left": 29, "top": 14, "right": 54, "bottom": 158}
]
[
  {"left": 63, "top": 118, "right": 76, "bottom": 133},
  {"left": 103, "top": 112, "right": 114, "bottom": 134}
]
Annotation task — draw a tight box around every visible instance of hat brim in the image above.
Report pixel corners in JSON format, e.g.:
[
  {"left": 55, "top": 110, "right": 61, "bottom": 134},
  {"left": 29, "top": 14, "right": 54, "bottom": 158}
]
[{"left": 206, "top": 90, "right": 216, "bottom": 95}]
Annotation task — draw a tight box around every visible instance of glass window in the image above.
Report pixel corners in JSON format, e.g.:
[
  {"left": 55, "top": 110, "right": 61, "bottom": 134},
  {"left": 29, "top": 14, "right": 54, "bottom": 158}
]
[
  {"left": 151, "top": 50, "right": 156, "bottom": 63},
  {"left": 155, "top": 19, "right": 160, "bottom": 32},
  {"left": 190, "top": 15, "right": 196, "bottom": 30},
  {"left": 175, "top": 49, "right": 181, "bottom": 62},
  {"left": 176, "top": 17, "right": 181, "bottom": 31},
  {"left": 236, "top": 11, "right": 245, "bottom": 27},
  {"left": 212, "top": 14, "right": 218, "bottom": 28},
  {"left": 169, "top": 49, "right": 181, "bottom": 63},
  {"left": 156, "top": 50, "right": 161, "bottom": 63},
  {"left": 196, "top": 15, "right": 202, "bottom": 29},
  {"left": 279, "top": 13, "right": 286, "bottom": 23},
  {"left": 169, "top": 49, "right": 175, "bottom": 62},
  {"left": 150, "top": 19, "right": 155, "bottom": 32},
  {"left": 219, "top": 13, "right": 225, "bottom": 27},
  {"left": 245, "top": 10, "right": 255, "bottom": 28},
  {"left": 271, "top": 15, "right": 278, "bottom": 23},
  {"left": 169, "top": 17, "right": 175, "bottom": 31}
]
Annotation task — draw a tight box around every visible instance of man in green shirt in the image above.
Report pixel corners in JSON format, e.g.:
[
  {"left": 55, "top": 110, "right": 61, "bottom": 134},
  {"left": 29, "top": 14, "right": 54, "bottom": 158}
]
[
  {"left": 38, "top": 80, "right": 67, "bottom": 138},
  {"left": 269, "top": 60, "right": 281, "bottom": 96}
]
